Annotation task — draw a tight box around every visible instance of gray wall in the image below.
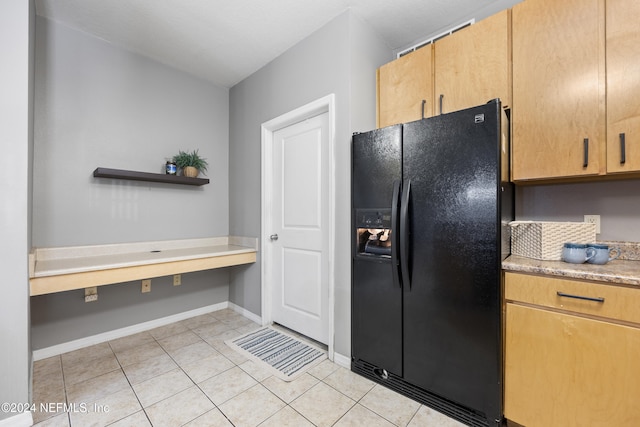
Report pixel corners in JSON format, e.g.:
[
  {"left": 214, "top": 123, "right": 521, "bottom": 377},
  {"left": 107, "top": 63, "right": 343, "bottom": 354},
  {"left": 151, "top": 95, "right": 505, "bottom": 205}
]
[
  {"left": 33, "top": 16, "right": 229, "bottom": 246},
  {"left": 31, "top": 270, "right": 230, "bottom": 349},
  {"left": 31, "top": 17, "right": 232, "bottom": 350},
  {"left": 228, "top": 11, "right": 390, "bottom": 357},
  {"left": 0, "top": 0, "right": 33, "bottom": 420},
  {"left": 517, "top": 180, "right": 640, "bottom": 242}
]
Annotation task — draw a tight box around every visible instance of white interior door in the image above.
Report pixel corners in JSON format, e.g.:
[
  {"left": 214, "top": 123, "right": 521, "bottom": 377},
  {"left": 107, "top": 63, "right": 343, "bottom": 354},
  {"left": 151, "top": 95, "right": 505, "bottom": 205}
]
[{"left": 269, "top": 112, "right": 329, "bottom": 344}]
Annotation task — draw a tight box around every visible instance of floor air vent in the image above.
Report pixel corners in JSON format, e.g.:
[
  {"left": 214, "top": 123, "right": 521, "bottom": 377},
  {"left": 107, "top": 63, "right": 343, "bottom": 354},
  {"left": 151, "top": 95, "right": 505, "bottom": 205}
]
[{"left": 352, "top": 359, "right": 493, "bottom": 427}]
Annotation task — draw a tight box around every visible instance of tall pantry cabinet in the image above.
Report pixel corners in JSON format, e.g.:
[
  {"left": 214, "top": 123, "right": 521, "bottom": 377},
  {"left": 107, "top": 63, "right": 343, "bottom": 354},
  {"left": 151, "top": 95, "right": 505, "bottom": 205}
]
[
  {"left": 606, "top": 0, "right": 640, "bottom": 174},
  {"left": 511, "top": 0, "right": 606, "bottom": 181},
  {"left": 512, "top": 0, "right": 640, "bottom": 181}
]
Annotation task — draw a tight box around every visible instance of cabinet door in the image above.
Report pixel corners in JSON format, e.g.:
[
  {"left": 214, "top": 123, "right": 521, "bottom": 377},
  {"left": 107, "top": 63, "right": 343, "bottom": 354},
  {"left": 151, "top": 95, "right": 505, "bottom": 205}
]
[
  {"left": 512, "top": 0, "right": 606, "bottom": 181},
  {"left": 505, "top": 304, "right": 640, "bottom": 427},
  {"left": 377, "top": 47, "right": 432, "bottom": 128},
  {"left": 434, "top": 10, "right": 510, "bottom": 115},
  {"left": 606, "top": 0, "right": 640, "bottom": 173}
]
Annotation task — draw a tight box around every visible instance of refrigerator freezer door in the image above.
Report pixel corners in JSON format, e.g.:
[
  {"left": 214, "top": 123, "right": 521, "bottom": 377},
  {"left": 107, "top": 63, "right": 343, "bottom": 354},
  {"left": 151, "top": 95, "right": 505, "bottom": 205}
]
[
  {"left": 352, "top": 125, "right": 403, "bottom": 376},
  {"left": 352, "top": 125, "right": 402, "bottom": 208},
  {"left": 352, "top": 260, "right": 403, "bottom": 376},
  {"left": 402, "top": 101, "right": 503, "bottom": 421}
]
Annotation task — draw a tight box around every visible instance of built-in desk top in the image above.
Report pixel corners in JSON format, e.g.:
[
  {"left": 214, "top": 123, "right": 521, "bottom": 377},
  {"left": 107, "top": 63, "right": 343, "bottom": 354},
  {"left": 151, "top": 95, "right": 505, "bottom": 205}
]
[{"left": 29, "top": 237, "right": 258, "bottom": 296}]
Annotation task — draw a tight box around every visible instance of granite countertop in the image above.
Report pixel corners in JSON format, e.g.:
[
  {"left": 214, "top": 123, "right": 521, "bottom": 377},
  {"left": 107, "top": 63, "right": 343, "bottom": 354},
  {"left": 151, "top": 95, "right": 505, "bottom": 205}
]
[{"left": 502, "top": 241, "right": 640, "bottom": 287}]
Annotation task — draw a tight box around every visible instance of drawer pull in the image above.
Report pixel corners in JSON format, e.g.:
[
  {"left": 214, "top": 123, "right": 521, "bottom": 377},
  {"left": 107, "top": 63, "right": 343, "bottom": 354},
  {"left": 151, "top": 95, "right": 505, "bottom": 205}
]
[{"left": 557, "top": 291, "right": 604, "bottom": 303}]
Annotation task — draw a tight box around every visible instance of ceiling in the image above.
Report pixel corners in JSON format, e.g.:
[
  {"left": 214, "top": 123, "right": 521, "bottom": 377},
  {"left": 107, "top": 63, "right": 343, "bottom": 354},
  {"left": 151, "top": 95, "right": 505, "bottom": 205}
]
[{"left": 35, "top": 0, "right": 517, "bottom": 88}]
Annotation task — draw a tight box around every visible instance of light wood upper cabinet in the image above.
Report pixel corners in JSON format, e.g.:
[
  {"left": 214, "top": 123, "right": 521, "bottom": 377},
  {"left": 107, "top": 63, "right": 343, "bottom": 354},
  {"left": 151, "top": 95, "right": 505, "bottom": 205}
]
[
  {"left": 377, "top": 47, "right": 433, "bottom": 128},
  {"left": 606, "top": 0, "right": 640, "bottom": 173},
  {"left": 434, "top": 10, "right": 511, "bottom": 115},
  {"left": 504, "top": 273, "right": 640, "bottom": 427},
  {"left": 512, "top": 0, "right": 606, "bottom": 181},
  {"left": 377, "top": 11, "right": 510, "bottom": 128}
]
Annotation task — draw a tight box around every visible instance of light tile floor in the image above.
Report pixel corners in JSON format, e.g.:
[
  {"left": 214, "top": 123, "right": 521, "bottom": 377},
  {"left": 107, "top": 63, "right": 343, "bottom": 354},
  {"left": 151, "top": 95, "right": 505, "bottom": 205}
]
[{"left": 31, "top": 308, "right": 465, "bottom": 427}]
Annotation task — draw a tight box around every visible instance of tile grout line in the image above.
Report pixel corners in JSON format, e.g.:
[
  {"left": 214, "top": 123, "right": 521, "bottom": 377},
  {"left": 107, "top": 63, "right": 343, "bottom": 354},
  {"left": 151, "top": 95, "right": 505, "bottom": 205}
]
[
  {"left": 61, "top": 355, "right": 71, "bottom": 427},
  {"left": 162, "top": 333, "right": 226, "bottom": 426},
  {"left": 185, "top": 316, "right": 294, "bottom": 426},
  {"left": 199, "top": 321, "right": 317, "bottom": 426},
  {"left": 106, "top": 339, "right": 153, "bottom": 427},
  {"left": 320, "top": 375, "right": 360, "bottom": 426},
  {"left": 145, "top": 320, "right": 225, "bottom": 426},
  {"left": 144, "top": 314, "right": 257, "bottom": 426}
]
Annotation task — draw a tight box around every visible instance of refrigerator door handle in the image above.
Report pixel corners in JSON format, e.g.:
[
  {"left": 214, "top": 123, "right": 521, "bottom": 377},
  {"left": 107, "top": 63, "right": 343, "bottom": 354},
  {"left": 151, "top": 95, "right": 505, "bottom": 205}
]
[
  {"left": 391, "top": 180, "right": 402, "bottom": 288},
  {"left": 400, "top": 180, "right": 411, "bottom": 289}
]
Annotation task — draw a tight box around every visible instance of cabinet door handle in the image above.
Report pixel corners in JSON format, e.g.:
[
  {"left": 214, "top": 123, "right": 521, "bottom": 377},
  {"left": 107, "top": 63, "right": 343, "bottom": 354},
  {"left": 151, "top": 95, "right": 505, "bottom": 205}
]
[
  {"left": 620, "top": 133, "right": 626, "bottom": 164},
  {"left": 421, "top": 99, "right": 426, "bottom": 119},
  {"left": 583, "top": 138, "right": 589, "bottom": 168},
  {"left": 557, "top": 291, "right": 604, "bottom": 303},
  {"left": 439, "top": 94, "right": 444, "bottom": 115}
]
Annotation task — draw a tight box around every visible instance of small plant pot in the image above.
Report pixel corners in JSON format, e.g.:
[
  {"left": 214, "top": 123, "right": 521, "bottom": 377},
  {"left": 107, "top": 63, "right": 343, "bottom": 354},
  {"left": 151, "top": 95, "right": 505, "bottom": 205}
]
[{"left": 182, "top": 166, "right": 199, "bottom": 178}]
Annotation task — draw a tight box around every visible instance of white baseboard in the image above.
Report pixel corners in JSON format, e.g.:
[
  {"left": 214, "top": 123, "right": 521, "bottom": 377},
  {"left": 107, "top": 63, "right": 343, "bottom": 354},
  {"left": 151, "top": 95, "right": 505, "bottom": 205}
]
[
  {"left": 228, "top": 302, "right": 262, "bottom": 324},
  {"left": 33, "top": 302, "right": 228, "bottom": 361},
  {"left": 0, "top": 412, "right": 32, "bottom": 427},
  {"left": 333, "top": 352, "right": 351, "bottom": 369}
]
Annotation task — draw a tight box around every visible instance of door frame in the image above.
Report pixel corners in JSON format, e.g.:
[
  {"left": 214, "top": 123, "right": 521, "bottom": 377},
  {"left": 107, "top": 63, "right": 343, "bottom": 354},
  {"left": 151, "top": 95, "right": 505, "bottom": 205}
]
[{"left": 261, "top": 94, "right": 336, "bottom": 360}]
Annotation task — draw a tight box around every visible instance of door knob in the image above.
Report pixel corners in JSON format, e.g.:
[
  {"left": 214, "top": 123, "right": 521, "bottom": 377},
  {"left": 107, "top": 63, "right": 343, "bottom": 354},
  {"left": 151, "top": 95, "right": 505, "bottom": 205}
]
[{"left": 269, "top": 234, "right": 279, "bottom": 241}]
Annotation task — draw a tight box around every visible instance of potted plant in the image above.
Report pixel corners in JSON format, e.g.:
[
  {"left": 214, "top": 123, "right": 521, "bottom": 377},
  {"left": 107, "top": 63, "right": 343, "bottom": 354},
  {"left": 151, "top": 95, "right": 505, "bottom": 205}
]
[{"left": 172, "top": 149, "right": 209, "bottom": 178}]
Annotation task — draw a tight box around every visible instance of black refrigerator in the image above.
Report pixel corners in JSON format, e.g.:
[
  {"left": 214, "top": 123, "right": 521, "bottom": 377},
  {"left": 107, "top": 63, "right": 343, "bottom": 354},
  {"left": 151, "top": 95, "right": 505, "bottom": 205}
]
[{"left": 351, "top": 99, "right": 513, "bottom": 427}]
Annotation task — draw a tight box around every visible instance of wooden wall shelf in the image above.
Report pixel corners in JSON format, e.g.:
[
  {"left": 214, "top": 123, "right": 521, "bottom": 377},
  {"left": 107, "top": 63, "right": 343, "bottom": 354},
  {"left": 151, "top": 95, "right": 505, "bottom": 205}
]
[{"left": 93, "top": 167, "right": 209, "bottom": 186}]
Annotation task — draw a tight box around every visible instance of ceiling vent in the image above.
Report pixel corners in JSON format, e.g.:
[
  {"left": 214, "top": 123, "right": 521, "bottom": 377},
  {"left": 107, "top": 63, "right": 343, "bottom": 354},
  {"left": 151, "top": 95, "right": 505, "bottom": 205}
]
[{"left": 397, "top": 19, "right": 475, "bottom": 58}]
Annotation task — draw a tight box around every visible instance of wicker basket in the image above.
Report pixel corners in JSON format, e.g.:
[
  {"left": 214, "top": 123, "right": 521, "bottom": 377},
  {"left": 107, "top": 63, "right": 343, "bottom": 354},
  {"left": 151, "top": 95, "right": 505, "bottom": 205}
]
[{"left": 509, "top": 221, "right": 597, "bottom": 260}]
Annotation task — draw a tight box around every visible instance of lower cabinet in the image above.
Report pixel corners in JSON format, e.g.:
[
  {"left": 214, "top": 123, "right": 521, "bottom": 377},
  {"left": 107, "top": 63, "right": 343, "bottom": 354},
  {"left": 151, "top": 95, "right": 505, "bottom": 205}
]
[{"left": 504, "top": 272, "right": 640, "bottom": 426}]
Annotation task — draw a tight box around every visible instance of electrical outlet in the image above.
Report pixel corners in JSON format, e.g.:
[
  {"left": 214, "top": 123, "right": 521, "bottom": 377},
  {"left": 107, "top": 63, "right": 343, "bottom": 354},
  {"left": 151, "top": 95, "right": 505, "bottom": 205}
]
[
  {"left": 584, "top": 215, "right": 601, "bottom": 234},
  {"left": 141, "top": 279, "right": 151, "bottom": 293},
  {"left": 84, "top": 287, "right": 98, "bottom": 302},
  {"left": 173, "top": 274, "right": 181, "bottom": 286}
]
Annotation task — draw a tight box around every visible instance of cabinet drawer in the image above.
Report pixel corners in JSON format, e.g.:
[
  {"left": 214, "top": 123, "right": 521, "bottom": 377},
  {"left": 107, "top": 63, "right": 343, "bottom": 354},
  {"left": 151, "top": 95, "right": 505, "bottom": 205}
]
[{"left": 505, "top": 272, "right": 640, "bottom": 325}]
